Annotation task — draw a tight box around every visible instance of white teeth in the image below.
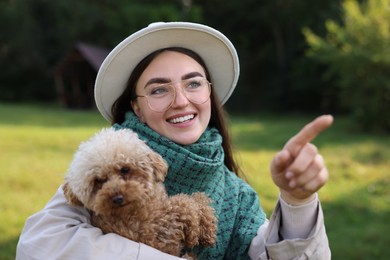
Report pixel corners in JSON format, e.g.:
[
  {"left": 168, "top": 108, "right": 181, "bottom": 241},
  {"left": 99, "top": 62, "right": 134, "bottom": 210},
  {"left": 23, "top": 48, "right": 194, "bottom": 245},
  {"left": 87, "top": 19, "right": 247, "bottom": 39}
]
[{"left": 169, "top": 114, "right": 195, "bottom": 123}]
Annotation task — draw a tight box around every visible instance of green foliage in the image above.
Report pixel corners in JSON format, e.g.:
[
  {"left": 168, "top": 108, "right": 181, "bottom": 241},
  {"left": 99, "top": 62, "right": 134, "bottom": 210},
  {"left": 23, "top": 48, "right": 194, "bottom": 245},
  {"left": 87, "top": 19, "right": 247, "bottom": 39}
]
[
  {"left": 197, "top": 0, "right": 342, "bottom": 112},
  {"left": 1, "top": 104, "right": 389, "bottom": 259},
  {"left": 3, "top": 0, "right": 390, "bottom": 132},
  {"left": 0, "top": 0, "right": 344, "bottom": 113},
  {"left": 0, "top": 0, "right": 201, "bottom": 101},
  {"left": 304, "top": 0, "right": 390, "bottom": 132}
]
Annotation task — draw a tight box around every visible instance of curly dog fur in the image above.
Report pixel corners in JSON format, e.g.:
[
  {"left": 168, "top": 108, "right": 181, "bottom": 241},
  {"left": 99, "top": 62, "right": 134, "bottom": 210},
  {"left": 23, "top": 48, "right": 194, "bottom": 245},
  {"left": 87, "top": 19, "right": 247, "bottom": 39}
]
[{"left": 63, "top": 128, "right": 217, "bottom": 258}]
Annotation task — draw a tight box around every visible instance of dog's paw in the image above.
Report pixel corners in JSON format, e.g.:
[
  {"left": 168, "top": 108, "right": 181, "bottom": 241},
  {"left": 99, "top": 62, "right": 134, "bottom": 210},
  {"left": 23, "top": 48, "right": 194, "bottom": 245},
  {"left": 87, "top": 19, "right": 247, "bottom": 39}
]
[
  {"left": 181, "top": 251, "right": 197, "bottom": 260},
  {"left": 199, "top": 214, "right": 217, "bottom": 246},
  {"left": 190, "top": 192, "right": 217, "bottom": 247}
]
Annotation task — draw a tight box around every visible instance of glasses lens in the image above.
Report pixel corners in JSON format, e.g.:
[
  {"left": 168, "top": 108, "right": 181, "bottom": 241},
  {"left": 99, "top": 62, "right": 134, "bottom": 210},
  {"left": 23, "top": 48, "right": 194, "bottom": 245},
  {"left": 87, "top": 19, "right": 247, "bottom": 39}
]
[
  {"left": 144, "top": 84, "right": 174, "bottom": 112},
  {"left": 183, "top": 78, "right": 211, "bottom": 104}
]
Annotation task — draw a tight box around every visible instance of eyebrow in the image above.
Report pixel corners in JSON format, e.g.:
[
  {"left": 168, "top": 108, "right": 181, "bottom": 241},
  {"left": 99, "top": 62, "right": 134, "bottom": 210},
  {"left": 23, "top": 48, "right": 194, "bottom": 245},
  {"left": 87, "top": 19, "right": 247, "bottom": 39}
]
[
  {"left": 144, "top": 72, "right": 205, "bottom": 88},
  {"left": 181, "top": 72, "right": 204, "bottom": 80}
]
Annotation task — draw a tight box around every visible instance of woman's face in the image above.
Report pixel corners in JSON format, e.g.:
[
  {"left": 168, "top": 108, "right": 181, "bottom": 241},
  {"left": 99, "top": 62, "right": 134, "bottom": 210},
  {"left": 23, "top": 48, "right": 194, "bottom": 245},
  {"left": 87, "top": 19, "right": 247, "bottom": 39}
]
[{"left": 131, "top": 51, "right": 211, "bottom": 145}]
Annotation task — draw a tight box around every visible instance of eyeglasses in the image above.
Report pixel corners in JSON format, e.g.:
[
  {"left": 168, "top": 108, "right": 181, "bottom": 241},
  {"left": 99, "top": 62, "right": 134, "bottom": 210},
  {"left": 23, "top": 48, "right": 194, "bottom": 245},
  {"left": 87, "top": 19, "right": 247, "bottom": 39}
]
[{"left": 135, "top": 77, "right": 211, "bottom": 112}]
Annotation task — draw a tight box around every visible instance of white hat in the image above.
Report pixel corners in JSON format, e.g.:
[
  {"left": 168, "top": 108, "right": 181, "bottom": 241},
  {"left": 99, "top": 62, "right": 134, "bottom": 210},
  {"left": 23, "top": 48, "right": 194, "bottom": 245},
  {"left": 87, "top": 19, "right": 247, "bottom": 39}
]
[{"left": 94, "top": 21, "right": 240, "bottom": 122}]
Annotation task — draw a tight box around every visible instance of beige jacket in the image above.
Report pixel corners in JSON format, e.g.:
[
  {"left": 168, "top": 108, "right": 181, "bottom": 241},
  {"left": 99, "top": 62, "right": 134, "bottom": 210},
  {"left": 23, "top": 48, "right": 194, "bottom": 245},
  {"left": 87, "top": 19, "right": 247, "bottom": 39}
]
[{"left": 16, "top": 187, "right": 330, "bottom": 259}]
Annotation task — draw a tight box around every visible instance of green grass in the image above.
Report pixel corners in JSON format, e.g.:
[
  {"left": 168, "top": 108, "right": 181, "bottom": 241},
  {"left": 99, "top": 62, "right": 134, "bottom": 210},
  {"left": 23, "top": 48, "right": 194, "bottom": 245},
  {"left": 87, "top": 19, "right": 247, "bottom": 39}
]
[
  {"left": 229, "top": 113, "right": 390, "bottom": 259},
  {"left": 1, "top": 103, "right": 389, "bottom": 259},
  {"left": 0, "top": 103, "right": 109, "bottom": 259}
]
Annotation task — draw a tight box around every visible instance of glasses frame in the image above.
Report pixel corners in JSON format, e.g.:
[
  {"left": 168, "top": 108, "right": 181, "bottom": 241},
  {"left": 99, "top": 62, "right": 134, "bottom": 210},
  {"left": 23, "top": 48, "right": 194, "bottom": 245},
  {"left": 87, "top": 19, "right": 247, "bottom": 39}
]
[{"left": 134, "top": 78, "right": 212, "bottom": 113}]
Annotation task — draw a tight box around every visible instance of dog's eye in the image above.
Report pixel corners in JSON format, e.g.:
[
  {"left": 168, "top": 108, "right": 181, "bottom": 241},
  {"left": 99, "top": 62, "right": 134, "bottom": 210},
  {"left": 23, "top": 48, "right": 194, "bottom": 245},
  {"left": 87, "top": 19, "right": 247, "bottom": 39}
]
[{"left": 120, "top": 167, "right": 130, "bottom": 175}]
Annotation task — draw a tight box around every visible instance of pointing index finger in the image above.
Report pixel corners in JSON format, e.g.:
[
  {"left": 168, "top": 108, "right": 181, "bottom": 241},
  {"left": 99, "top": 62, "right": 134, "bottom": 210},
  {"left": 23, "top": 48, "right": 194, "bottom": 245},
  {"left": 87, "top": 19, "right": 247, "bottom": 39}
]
[{"left": 285, "top": 115, "right": 333, "bottom": 156}]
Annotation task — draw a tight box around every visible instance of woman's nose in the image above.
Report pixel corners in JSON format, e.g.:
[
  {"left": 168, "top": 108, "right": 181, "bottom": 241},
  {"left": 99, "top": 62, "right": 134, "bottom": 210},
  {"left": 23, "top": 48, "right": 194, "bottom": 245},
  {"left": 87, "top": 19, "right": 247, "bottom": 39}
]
[{"left": 171, "top": 87, "right": 189, "bottom": 108}]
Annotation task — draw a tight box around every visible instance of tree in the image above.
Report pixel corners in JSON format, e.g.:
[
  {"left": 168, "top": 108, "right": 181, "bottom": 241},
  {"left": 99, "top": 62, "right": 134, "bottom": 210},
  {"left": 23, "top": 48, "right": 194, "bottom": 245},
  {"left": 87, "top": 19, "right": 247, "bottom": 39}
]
[
  {"left": 195, "top": 0, "right": 342, "bottom": 112},
  {"left": 0, "top": 0, "right": 200, "bottom": 102},
  {"left": 304, "top": 0, "right": 390, "bottom": 132}
]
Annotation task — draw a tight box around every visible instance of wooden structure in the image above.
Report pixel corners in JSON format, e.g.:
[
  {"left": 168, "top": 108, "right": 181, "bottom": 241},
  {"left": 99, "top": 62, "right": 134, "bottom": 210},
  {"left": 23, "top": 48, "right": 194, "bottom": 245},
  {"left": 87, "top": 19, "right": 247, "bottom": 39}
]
[{"left": 53, "top": 42, "right": 110, "bottom": 108}]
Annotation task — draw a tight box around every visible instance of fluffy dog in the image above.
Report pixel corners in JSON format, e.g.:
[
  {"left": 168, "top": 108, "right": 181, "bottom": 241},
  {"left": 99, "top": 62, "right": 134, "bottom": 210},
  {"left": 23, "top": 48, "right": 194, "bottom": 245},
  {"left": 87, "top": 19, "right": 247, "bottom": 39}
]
[{"left": 63, "top": 128, "right": 217, "bottom": 258}]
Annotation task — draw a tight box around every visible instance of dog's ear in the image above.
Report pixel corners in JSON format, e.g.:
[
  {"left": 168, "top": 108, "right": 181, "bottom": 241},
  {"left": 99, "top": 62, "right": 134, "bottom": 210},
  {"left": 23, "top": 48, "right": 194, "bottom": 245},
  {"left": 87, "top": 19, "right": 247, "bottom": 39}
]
[
  {"left": 148, "top": 152, "right": 168, "bottom": 182},
  {"left": 62, "top": 182, "right": 84, "bottom": 207}
]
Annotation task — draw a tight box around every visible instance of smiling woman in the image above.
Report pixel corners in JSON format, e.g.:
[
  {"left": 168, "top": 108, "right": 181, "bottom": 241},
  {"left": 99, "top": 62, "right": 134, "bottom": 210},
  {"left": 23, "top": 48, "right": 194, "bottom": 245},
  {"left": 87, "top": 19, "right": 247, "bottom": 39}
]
[{"left": 17, "top": 22, "right": 332, "bottom": 260}]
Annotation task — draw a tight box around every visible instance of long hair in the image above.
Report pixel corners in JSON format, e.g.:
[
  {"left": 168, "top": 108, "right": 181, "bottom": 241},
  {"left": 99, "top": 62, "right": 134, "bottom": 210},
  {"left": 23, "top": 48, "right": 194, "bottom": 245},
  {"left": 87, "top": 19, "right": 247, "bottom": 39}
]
[{"left": 111, "top": 47, "right": 242, "bottom": 176}]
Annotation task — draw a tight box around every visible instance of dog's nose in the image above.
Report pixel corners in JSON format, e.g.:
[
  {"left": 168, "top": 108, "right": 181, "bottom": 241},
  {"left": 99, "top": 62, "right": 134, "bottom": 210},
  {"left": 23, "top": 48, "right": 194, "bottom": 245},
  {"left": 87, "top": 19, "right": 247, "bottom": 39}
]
[{"left": 112, "top": 195, "right": 124, "bottom": 205}]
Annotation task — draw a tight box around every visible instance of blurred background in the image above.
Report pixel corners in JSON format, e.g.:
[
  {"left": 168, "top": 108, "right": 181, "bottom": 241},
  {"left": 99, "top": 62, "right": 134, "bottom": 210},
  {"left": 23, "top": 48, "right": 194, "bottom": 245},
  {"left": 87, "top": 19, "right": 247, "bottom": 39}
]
[
  {"left": 0, "top": 0, "right": 389, "bottom": 259},
  {"left": 1, "top": 0, "right": 389, "bottom": 131}
]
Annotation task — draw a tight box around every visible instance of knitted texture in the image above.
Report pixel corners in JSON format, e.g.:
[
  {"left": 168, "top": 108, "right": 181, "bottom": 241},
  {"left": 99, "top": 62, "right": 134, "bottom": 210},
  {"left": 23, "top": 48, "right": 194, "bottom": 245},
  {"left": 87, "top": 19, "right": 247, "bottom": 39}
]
[{"left": 114, "top": 112, "right": 266, "bottom": 259}]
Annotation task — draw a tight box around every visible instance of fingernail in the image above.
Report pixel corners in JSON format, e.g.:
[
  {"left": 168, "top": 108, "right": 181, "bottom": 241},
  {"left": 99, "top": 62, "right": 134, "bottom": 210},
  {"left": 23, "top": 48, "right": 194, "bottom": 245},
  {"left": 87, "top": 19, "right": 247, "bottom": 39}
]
[
  {"left": 289, "top": 180, "right": 296, "bottom": 188},
  {"left": 285, "top": 171, "right": 294, "bottom": 179}
]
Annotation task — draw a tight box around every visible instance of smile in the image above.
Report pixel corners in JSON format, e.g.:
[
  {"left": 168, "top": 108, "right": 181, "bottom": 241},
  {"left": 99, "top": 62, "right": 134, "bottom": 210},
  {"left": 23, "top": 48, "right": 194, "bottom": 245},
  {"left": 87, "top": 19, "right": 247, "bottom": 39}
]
[{"left": 168, "top": 114, "right": 195, "bottom": 124}]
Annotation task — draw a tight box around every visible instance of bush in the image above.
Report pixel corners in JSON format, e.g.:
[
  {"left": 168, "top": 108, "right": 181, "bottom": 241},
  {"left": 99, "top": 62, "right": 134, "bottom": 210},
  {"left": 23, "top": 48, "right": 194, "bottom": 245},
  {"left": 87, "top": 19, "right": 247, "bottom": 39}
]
[{"left": 303, "top": 0, "right": 390, "bottom": 132}]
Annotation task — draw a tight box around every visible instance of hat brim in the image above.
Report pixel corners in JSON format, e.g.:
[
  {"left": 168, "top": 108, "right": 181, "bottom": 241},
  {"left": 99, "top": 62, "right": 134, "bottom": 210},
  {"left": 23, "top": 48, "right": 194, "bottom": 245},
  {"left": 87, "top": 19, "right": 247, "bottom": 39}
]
[{"left": 95, "top": 22, "right": 239, "bottom": 122}]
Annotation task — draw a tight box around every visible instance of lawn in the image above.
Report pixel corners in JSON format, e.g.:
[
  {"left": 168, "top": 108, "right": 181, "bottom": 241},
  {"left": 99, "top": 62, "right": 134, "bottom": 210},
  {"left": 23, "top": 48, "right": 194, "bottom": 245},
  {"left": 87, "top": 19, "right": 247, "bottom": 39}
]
[{"left": 0, "top": 103, "right": 389, "bottom": 259}]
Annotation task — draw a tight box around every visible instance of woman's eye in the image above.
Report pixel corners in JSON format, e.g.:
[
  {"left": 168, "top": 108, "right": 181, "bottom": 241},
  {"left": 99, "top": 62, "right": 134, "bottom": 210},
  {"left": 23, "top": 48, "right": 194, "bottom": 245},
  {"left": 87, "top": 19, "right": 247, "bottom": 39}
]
[
  {"left": 186, "top": 79, "right": 202, "bottom": 89},
  {"left": 150, "top": 86, "right": 170, "bottom": 95}
]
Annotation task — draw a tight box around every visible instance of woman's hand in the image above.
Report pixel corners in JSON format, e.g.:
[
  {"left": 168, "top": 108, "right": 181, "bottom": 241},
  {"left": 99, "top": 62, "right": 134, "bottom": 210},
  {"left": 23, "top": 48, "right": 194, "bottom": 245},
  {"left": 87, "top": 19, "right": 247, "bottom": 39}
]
[{"left": 270, "top": 115, "right": 333, "bottom": 205}]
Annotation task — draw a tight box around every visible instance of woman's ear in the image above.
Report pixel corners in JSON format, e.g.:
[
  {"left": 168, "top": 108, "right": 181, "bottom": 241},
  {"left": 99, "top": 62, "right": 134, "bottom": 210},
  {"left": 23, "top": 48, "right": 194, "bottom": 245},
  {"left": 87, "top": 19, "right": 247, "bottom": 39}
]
[{"left": 131, "top": 100, "right": 145, "bottom": 122}]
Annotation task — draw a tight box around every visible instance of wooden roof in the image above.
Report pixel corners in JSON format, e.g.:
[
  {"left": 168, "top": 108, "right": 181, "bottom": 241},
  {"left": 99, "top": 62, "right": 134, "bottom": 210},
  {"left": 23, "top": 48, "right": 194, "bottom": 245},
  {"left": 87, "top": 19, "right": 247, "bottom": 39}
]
[
  {"left": 75, "top": 42, "right": 110, "bottom": 71},
  {"left": 52, "top": 42, "right": 111, "bottom": 108},
  {"left": 54, "top": 42, "right": 110, "bottom": 76}
]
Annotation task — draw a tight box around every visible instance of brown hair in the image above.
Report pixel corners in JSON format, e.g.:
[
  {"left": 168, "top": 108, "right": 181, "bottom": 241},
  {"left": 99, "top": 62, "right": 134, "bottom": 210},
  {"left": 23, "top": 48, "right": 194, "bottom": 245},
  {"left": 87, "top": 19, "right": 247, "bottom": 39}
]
[{"left": 111, "top": 47, "right": 241, "bottom": 176}]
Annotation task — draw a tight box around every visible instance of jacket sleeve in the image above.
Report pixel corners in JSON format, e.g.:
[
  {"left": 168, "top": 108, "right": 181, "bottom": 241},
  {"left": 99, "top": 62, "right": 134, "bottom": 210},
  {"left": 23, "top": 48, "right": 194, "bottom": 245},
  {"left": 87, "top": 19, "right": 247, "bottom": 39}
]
[
  {"left": 16, "top": 186, "right": 183, "bottom": 260},
  {"left": 248, "top": 194, "right": 331, "bottom": 260}
]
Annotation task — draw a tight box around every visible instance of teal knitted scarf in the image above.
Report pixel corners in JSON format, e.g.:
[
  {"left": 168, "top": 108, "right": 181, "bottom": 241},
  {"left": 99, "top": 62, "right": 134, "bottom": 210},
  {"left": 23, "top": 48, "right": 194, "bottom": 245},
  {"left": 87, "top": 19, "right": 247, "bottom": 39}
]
[{"left": 114, "top": 112, "right": 266, "bottom": 259}]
